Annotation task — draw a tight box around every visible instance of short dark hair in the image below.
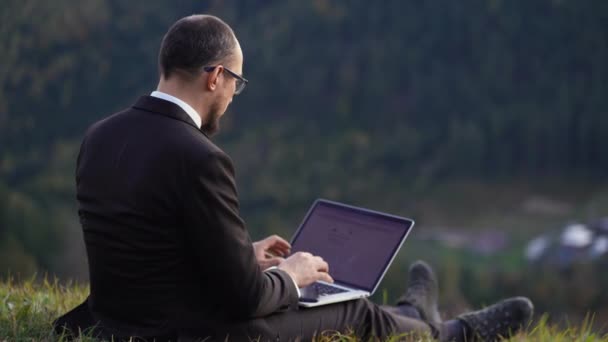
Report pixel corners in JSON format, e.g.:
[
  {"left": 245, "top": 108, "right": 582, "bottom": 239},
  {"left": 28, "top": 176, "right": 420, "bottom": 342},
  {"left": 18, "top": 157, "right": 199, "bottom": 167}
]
[{"left": 158, "top": 15, "right": 237, "bottom": 79}]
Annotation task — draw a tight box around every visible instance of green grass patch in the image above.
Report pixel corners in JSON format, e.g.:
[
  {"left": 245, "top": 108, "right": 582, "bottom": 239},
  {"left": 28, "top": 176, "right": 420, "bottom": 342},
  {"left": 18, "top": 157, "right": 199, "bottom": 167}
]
[{"left": 1, "top": 277, "right": 606, "bottom": 341}]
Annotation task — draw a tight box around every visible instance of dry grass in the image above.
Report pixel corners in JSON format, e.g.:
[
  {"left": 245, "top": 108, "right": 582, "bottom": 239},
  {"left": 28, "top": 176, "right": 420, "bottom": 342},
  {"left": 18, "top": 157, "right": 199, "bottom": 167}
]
[{"left": 1, "top": 277, "right": 606, "bottom": 341}]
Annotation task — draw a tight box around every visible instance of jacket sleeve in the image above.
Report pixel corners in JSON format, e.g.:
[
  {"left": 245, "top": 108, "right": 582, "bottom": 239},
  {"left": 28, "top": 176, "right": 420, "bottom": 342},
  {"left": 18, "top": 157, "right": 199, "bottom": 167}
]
[{"left": 181, "top": 151, "right": 299, "bottom": 319}]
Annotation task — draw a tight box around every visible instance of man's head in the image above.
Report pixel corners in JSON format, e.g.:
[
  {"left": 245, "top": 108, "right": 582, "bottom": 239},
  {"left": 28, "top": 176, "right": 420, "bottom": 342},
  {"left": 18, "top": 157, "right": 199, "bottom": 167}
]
[{"left": 158, "top": 15, "right": 245, "bottom": 135}]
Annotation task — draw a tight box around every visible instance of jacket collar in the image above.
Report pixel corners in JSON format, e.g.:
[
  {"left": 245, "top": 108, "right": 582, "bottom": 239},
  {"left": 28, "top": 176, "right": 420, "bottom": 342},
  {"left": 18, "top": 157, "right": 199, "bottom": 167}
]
[{"left": 132, "top": 95, "right": 209, "bottom": 137}]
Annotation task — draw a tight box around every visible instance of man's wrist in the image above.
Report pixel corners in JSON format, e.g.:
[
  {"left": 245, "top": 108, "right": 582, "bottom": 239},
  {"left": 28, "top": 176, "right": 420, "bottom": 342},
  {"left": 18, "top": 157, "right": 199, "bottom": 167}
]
[{"left": 265, "top": 266, "right": 301, "bottom": 298}]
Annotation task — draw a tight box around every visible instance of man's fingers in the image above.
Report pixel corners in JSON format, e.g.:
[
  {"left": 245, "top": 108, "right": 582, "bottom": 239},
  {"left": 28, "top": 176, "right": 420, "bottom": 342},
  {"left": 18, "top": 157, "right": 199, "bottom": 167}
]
[
  {"left": 317, "top": 260, "right": 329, "bottom": 273},
  {"left": 265, "top": 257, "right": 284, "bottom": 267},
  {"left": 317, "top": 272, "right": 334, "bottom": 284},
  {"left": 271, "top": 234, "right": 291, "bottom": 245},
  {"left": 268, "top": 245, "right": 290, "bottom": 257},
  {"left": 268, "top": 235, "right": 291, "bottom": 249},
  {"left": 264, "top": 235, "right": 292, "bottom": 256},
  {"left": 312, "top": 256, "right": 329, "bottom": 273}
]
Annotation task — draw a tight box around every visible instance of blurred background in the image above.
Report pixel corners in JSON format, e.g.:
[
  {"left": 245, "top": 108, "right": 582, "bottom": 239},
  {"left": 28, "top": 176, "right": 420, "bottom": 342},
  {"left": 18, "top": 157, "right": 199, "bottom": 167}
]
[{"left": 1, "top": 0, "right": 607, "bottom": 330}]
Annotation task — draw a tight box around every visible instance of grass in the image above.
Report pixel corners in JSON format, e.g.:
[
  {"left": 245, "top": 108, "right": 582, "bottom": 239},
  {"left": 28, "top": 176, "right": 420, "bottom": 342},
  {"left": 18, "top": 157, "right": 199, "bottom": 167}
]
[
  {"left": 0, "top": 276, "right": 88, "bottom": 341},
  {"left": 1, "top": 277, "right": 606, "bottom": 341}
]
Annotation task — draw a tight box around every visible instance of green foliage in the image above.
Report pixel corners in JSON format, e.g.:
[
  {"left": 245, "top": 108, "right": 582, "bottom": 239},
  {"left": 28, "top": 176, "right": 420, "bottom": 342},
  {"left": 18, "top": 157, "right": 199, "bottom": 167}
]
[
  {"left": 1, "top": 279, "right": 607, "bottom": 341},
  {"left": 2, "top": 0, "right": 608, "bottom": 183},
  {"left": 0, "top": 276, "right": 88, "bottom": 340},
  {"left": 0, "top": 141, "right": 78, "bottom": 275}
]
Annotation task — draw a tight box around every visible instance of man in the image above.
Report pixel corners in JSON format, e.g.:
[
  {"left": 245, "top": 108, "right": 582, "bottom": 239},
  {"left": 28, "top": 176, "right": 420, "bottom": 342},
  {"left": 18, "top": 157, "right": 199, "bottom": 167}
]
[{"left": 54, "top": 15, "right": 533, "bottom": 341}]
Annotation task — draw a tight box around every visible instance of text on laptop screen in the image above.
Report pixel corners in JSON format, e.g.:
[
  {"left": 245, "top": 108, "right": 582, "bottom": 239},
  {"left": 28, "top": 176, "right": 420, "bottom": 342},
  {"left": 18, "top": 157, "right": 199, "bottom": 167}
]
[{"left": 290, "top": 201, "right": 412, "bottom": 292}]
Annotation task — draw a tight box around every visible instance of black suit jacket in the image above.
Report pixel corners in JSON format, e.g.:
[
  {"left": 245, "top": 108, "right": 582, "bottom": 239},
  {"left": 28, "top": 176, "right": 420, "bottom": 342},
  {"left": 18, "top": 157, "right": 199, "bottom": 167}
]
[{"left": 56, "top": 96, "right": 299, "bottom": 339}]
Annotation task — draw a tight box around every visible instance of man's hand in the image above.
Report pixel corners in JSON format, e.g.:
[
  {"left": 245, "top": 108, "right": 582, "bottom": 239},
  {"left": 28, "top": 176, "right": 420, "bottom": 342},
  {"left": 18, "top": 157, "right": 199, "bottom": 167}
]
[
  {"left": 278, "top": 252, "right": 334, "bottom": 288},
  {"left": 253, "top": 235, "right": 291, "bottom": 270}
]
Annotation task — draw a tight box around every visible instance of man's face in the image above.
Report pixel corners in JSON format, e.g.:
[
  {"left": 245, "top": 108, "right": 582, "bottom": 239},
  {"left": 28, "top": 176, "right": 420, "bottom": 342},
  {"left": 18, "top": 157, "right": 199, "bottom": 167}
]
[{"left": 202, "top": 41, "right": 244, "bottom": 136}]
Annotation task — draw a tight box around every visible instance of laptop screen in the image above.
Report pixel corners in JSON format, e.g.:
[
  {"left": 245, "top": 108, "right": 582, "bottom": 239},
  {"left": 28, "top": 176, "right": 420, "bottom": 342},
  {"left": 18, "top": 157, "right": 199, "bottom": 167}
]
[{"left": 290, "top": 200, "right": 413, "bottom": 293}]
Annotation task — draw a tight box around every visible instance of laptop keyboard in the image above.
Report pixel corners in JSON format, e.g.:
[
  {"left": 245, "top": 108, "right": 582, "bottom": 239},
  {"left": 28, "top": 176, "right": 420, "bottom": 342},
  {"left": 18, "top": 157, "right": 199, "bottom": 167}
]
[{"left": 311, "top": 282, "right": 348, "bottom": 296}]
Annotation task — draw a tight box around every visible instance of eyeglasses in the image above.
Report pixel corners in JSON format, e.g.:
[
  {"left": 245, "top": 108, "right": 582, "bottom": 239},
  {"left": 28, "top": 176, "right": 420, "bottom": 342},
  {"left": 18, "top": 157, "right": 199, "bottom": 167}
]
[{"left": 203, "top": 66, "right": 248, "bottom": 95}]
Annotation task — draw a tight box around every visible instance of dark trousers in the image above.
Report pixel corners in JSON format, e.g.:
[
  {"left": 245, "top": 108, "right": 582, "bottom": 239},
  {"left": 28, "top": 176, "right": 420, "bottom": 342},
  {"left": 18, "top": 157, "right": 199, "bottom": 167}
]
[{"left": 180, "top": 299, "right": 438, "bottom": 341}]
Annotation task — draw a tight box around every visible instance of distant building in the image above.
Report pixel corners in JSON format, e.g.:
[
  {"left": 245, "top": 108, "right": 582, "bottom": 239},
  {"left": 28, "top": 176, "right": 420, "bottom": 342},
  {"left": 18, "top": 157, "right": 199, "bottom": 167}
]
[{"left": 525, "top": 219, "right": 608, "bottom": 267}]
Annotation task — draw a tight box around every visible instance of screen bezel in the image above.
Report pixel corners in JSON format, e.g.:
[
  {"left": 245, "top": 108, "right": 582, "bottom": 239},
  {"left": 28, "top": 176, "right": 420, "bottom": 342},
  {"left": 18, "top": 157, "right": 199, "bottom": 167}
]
[{"left": 289, "top": 199, "right": 415, "bottom": 294}]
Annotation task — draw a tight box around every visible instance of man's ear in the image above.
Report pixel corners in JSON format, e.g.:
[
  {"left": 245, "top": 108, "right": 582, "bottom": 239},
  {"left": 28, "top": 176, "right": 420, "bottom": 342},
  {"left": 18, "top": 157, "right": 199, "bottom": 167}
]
[{"left": 206, "top": 66, "right": 224, "bottom": 91}]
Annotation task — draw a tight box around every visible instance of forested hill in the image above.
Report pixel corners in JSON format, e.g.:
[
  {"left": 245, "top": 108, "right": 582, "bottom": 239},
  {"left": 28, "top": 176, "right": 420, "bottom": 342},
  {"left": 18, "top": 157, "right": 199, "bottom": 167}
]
[{"left": 1, "top": 0, "right": 607, "bottom": 275}]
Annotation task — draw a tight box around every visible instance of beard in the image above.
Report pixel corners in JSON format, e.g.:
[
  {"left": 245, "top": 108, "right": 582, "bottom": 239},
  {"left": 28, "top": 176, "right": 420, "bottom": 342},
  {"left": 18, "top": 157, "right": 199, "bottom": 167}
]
[{"left": 201, "top": 102, "right": 223, "bottom": 136}]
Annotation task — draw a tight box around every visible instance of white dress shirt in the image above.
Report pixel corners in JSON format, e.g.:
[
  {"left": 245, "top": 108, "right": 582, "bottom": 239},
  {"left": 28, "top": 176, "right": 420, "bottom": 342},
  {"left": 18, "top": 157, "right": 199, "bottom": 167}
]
[
  {"left": 265, "top": 266, "right": 301, "bottom": 298},
  {"left": 150, "top": 91, "right": 202, "bottom": 129},
  {"left": 151, "top": 91, "right": 301, "bottom": 298}
]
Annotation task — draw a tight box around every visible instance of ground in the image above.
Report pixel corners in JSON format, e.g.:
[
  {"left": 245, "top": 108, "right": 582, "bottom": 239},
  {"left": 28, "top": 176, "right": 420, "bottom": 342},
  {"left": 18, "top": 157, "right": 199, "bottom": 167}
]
[{"left": 0, "top": 277, "right": 606, "bottom": 341}]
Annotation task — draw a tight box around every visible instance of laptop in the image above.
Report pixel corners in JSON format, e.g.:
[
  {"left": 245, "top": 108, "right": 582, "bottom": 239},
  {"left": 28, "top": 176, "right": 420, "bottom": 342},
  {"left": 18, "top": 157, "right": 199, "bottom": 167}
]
[{"left": 290, "top": 199, "right": 414, "bottom": 308}]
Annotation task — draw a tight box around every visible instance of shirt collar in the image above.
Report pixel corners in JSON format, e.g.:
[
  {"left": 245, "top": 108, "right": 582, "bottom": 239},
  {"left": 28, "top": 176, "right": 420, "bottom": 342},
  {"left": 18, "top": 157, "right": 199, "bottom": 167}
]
[{"left": 150, "top": 91, "right": 202, "bottom": 129}]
